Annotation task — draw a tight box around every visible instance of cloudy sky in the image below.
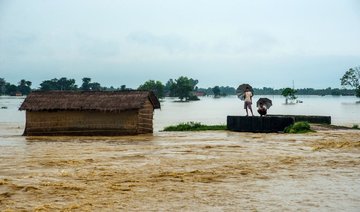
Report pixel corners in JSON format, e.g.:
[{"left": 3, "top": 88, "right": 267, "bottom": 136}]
[{"left": 0, "top": 0, "right": 359, "bottom": 89}]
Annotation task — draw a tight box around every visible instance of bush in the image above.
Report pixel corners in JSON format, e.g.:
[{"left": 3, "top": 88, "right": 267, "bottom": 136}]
[
  {"left": 163, "top": 122, "right": 226, "bottom": 131},
  {"left": 188, "top": 95, "right": 200, "bottom": 101},
  {"left": 284, "top": 122, "right": 314, "bottom": 133},
  {"left": 352, "top": 124, "right": 359, "bottom": 129}
]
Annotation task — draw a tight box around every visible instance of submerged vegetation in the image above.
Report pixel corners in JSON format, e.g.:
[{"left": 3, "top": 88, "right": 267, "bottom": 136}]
[
  {"left": 163, "top": 122, "right": 227, "bottom": 131},
  {"left": 284, "top": 122, "right": 315, "bottom": 134}
]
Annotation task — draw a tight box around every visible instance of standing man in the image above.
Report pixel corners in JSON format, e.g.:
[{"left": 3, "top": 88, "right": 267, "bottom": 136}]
[{"left": 244, "top": 87, "right": 254, "bottom": 116}]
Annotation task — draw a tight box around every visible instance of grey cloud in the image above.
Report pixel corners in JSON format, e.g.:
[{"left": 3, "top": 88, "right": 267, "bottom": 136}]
[
  {"left": 77, "top": 36, "right": 120, "bottom": 58},
  {"left": 127, "top": 31, "right": 189, "bottom": 54}
]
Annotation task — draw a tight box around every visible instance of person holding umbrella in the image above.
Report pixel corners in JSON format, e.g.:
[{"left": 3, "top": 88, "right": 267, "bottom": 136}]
[
  {"left": 243, "top": 86, "right": 254, "bottom": 116},
  {"left": 257, "top": 102, "right": 267, "bottom": 116},
  {"left": 237, "top": 84, "right": 254, "bottom": 116},
  {"left": 256, "top": 98, "right": 272, "bottom": 116}
]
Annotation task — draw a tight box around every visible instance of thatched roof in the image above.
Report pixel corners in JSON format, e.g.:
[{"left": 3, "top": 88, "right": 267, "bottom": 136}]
[{"left": 19, "top": 90, "right": 160, "bottom": 112}]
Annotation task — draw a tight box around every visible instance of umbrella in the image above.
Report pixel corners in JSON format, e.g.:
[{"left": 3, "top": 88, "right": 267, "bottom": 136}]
[
  {"left": 256, "top": 98, "right": 272, "bottom": 109},
  {"left": 236, "top": 84, "right": 253, "bottom": 100}
]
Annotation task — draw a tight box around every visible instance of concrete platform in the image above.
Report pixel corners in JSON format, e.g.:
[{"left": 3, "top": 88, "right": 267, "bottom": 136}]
[
  {"left": 227, "top": 116, "right": 295, "bottom": 133},
  {"left": 268, "top": 115, "right": 331, "bottom": 124}
]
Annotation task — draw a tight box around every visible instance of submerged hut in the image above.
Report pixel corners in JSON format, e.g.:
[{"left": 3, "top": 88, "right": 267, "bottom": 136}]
[{"left": 19, "top": 90, "right": 160, "bottom": 136}]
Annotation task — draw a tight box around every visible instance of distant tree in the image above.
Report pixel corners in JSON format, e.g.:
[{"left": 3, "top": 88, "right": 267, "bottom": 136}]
[
  {"left": 40, "top": 79, "right": 57, "bottom": 91},
  {"left": 164, "top": 79, "right": 176, "bottom": 97},
  {"left": 120, "top": 85, "right": 127, "bottom": 91},
  {"left": 281, "top": 87, "right": 297, "bottom": 104},
  {"left": 80, "top": 77, "right": 92, "bottom": 91},
  {"left": 138, "top": 80, "right": 165, "bottom": 99},
  {"left": 80, "top": 77, "right": 102, "bottom": 91},
  {"left": 58, "top": 77, "right": 77, "bottom": 90},
  {"left": 6, "top": 83, "right": 18, "bottom": 95},
  {"left": 341, "top": 66, "right": 360, "bottom": 97},
  {"left": 212, "top": 86, "right": 221, "bottom": 97},
  {"left": 18, "top": 79, "right": 32, "bottom": 95},
  {"left": 0, "top": 78, "right": 6, "bottom": 95},
  {"left": 90, "top": 82, "right": 102, "bottom": 91},
  {"left": 220, "top": 86, "right": 236, "bottom": 95},
  {"left": 40, "top": 77, "right": 77, "bottom": 91},
  {"left": 171, "top": 76, "right": 199, "bottom": 101}
]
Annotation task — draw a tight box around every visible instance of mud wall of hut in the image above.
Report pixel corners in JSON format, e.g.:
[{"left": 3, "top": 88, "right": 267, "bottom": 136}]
[
  {"left": 137, "top": 99, "right": 154, "bottom": 134},
  {"left": 24, "top": 110, "right": 139, "bottom": 135}
]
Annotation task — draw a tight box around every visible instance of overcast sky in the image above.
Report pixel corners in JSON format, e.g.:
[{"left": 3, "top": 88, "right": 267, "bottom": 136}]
[{"left": 0, "top": 0, "right": 359, "bottom": 89}]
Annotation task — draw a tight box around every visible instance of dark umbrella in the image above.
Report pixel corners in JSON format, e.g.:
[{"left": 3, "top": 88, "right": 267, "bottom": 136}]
[
  {"left": 256, "top": 98, "right": 272, "bottom": 109},
  {"left": 236, "top": 84, "right": 253, "bottom": 100}
]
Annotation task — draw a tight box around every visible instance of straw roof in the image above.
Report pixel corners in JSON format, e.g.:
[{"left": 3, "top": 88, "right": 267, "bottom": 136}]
[{"left": 19, "top": 90, "right": 160, "bottom": 112}]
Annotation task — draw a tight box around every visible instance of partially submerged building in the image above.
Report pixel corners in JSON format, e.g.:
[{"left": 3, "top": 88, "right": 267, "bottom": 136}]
[{"left": 19, "top": 91, "right": 160, "bottom": 136}]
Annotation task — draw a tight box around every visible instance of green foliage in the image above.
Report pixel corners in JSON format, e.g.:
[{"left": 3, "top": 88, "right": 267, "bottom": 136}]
[
  {"left": 0, "top": 78, "right": 32, "bottom": 96},
  {"left": 163, "top": 122, "right": 227, "bottom": 131},
  {"left": 80, "top": 77, "right": 92, "bottom": 91},
  {"left": 198, "top": 86, "right": 235, "bottom": 96},
  {"left": 40, "top": 77, "right": 77, "bottom": 91},
  {"left": 17, "top": 79, "right": 32, "bottom": 95},
  {"left": 212, "top": 86, "right": 221, "bottom": 97},
  {"left": 188, "top": 95, "right": 200, "bottom": 101},
  {"left": 120, "top": 85, "right": 127, "bottom": 90},
  {"left": 0, "top": 78, "right": 5, "bottom": 95},
  {"left": 170, "top": 76, "right": 199, "bottom": 101},
  {"left": 341, "top": 66, "right": 360, "bottom": 98},
  {"left": 253, "top": 87, "right": 356, "bottom": 96},
  {"left": 80, "top": 77, "right": 102, "bottom": 91},
  {"left": 281, "top": 87, "right": 297, "bottom": 104},
  {"left": 138, "top": 80, "right": 165, "bottom": 99},
  {"left": 284, "top": 122, "right": 314, "bottom": 133},
  {"left": 352, "top": 124, "right": 359, "bottom": 129}
]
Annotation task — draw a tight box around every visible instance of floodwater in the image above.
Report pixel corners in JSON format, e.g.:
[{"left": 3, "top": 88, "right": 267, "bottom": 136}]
[{"left": 1, "top": 96, "right": 360, "bottom": 211}]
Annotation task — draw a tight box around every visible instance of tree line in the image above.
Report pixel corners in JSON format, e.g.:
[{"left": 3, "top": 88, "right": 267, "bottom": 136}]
[
  {"left": 0, "top": 78, "right": 32, "bottom": 96},
  {"left": 1, "top": 66, "right": 359, "bottom": 99}
]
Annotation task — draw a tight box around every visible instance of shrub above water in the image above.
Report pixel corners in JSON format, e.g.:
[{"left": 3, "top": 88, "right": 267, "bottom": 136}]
[
  {"left": 284, "top": 121, "right": 314, "bottom": 133},
  {"left": 163, "top": 122, "right": 226, "bottom": 131}
]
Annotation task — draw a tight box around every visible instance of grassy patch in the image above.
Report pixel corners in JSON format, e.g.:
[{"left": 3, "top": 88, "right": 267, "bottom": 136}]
[
  {"left": 284, "top": 121, "right": 315, "bottom": 134},
  {"left": 163, "top": 122, "right": 227, "bottom": 131}
]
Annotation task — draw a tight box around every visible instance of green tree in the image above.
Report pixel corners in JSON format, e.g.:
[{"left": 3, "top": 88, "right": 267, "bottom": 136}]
[
  {"left": 138, "top": 80, "right": 165, "bottom": 99},
  {"left": 80, "top": 77, "right": 92, "bottom": 91},
  {"left": 58, "top": 77, "right": 77, "bottom": 90},
  {"left": 40, "top": 79, "right": 57, "bottom": 91},
  {"left": 281, "top": 87, "right": 297, "bottom": 104},
  {"left": 341, "top": 66, "right": 360, "bottom": 97},
  {"left": 5, "top": 83, "right": 18, "bottom": 95},
  {"left": 40, "top": 78, "right": 77, "bottom": 91},
  {"left": 0, "top": 78, "right": 6, "bottom": 95},
  {"left": 89, "top": 82, "right": 102, "bottom": 91},
  {"left": 80, "top": 77, "right": 102, "bottom": 91},
  {"left": 18, "top": 79, "right": 32, "bottom": 95},
  {"left": 212, "top": 86, "right": 221, "bottom": 97},
  {"left": 164, "top": 79, "right": 176, "bottom": 97},
  {"left": 171, "top": 76, "right": 198, "bottom": 101}
]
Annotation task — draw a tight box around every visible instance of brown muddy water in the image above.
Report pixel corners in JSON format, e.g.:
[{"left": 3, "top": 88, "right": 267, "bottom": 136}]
[{"left": 1, "top": 123, "right": 360, "bottom": 211}]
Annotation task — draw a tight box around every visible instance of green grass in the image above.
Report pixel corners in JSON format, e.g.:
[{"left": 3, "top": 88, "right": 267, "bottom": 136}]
[
  {"left": 163, "top": 122, "right": 227, "bottom": 131},
  {"left": 284, "top": 121, "right": 315, "bottom": 134}
]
